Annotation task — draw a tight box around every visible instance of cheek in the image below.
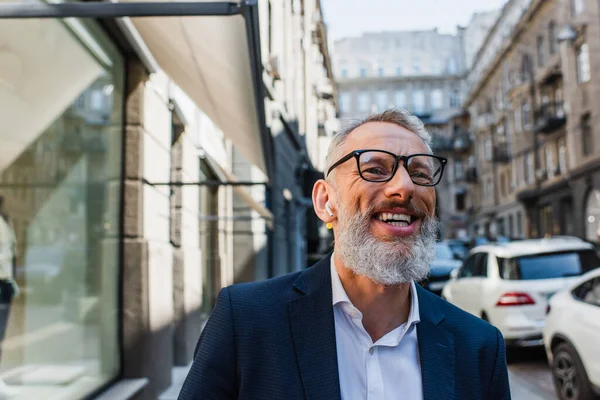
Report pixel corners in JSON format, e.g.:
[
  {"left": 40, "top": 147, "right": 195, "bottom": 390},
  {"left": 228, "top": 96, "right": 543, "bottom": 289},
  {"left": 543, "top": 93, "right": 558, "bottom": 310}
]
[{"left": 416, "top": 187, "right": 436, "bottom": 215}]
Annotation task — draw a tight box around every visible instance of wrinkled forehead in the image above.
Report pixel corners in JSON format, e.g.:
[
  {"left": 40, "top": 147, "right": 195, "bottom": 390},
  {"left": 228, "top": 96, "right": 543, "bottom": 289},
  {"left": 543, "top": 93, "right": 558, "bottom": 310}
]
[{"left": 343, "top": 122, "right": 429, "bottom": 155}]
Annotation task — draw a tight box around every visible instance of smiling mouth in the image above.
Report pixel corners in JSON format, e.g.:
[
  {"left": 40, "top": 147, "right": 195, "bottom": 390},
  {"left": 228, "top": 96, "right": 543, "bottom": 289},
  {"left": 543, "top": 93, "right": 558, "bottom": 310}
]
[{"left": 374, "top": 212, "right": 418, "bottom": 227}]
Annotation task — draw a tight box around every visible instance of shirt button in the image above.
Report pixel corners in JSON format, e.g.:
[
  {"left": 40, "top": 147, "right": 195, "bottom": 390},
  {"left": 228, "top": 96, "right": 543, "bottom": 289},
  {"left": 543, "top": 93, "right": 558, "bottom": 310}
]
[{"left": 369, "top": 347, "right": 374, "bottom": 355}]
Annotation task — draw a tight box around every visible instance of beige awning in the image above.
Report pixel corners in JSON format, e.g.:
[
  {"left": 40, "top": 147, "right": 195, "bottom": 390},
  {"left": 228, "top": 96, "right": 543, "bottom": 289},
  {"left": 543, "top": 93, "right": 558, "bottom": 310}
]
[{"left": 126, "top": 0, "right": 267, "bottom": 173}]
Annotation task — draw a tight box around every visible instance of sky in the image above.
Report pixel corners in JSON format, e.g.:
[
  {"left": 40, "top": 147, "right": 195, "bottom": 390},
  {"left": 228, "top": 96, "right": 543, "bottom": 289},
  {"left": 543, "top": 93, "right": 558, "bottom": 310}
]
[{"left": 321, "top": 0, "right": 508, "bottom": 40}]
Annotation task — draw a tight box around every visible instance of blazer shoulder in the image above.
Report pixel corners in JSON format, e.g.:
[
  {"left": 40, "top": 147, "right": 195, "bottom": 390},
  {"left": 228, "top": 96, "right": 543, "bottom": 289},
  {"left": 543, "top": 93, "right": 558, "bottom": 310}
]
[{"left": 226, "top": 270, "right": 303, "bottom": 307}]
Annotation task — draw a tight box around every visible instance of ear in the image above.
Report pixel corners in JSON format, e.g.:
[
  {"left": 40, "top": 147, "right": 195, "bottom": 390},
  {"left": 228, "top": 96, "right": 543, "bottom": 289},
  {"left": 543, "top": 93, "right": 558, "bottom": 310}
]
[{"left": 312, "top": 179, "right": 336, "bottom": 224}]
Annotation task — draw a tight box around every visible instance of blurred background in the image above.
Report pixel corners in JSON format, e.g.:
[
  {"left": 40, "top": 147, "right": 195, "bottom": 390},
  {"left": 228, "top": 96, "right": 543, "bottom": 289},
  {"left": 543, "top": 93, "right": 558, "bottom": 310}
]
[{"left": 0, "top": 0, "right": 599, "bottom": 399}]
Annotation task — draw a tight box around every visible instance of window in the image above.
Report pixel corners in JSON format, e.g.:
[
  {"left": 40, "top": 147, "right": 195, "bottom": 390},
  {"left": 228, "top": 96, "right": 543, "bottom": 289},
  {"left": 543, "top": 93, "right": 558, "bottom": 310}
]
[
  {"left": 572, "top": 0, "right": 584, "bottom": 15},
  {"left": 455, "top": 160, "right": 464, "bottom": 179},
  {"left": 540, "top": 205, "right": 554, "bottom": 236},
  {"left": 577, "top": 43, "right": 591, "bottom": 83},
  {"left": 341, "top": 68, "right": 348, "bottom": 78},
  {"left": 447, "top": 58, "right": 458, "bottom": 74},
  {"left": 517, "top": 211, "right": 523, "bottom": 237},
  {"left": 486, "top": 177, "right": 494, "bottom": 201},
  {"left": 558, "top": 138, "right": 567, "bottom": 174},
  {"left": 360, "top": 67, "right": 367, "bottom": 77},
  {"left": 412, "top": 90, "right": 425, "bottom": 113},
  {"left": 537, "top": 35, "right": 545, "bottom": 66},
  {"left": 450, "top": 90, "right": 460, "bottom": 108},
  {"left": 378, "top": 67, "right": 385, "bottom": 77},
  {"left": 394, "top": 90, "right": 406, "bottom": 109},
  {"left": 396, "top": 66, "right": 402, "bottom": 76},
  {"left": 521, "top": 99, "right": 531, "bottom": 130},
  {"left": 573, "top": 277, "right": 600, "bottom": 307},
  {"left": 508, "top": 215, "right": 514, "bottom": 237},
  {"left": 549, "top": 21, "right": 557, "bottom": 55},
  {"left": 339, "top": 92, "right": 351, "bottom": 113},
  {"left": 484, "top": 138, "right": 492, "bottom": 161},
  {"left": 456, "top": 193, "right": 466, "bottom": 211},
  {"left": 459, "top": 253, "right": 488, "bottom": 278},
  {"left": 431, "top": 89, "right": 443, "bottom": 110},
  {"left": 545, "top": 144, "right": 556, "bottom": 178},
  {"left": 526, "top": 153, "right": 534, "bottom": 184},
  {"left": 582, "top": 113, "right": 593, "bottom": 155},
  {"left": 498, "top": 250, "right": 598, "bottom": 280},
  {"left": 358, "top": 92, "right": 370, "bottom": 112},
  {"left": 513, "top": 101, "right": 522, "bottom": 132},
  {"left": 0, "top": 19, "right": 123, "bottom": 398},
  {"left": 376, "top": 90, "right": 387, "bottom": 111},
  {"left": 517, "top": 157, "right": 524, "bottom": 187}
]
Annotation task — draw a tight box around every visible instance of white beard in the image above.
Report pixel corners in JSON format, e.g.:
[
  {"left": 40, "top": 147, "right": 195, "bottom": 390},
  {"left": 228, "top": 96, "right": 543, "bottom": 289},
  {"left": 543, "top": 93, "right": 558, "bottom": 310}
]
[{"left": 335, "top": 203, "right": 439, "bottom": 286}]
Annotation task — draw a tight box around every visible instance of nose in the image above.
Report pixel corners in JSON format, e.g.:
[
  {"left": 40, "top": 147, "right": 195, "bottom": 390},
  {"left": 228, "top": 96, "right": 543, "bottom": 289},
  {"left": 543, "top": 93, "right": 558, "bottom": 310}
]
[{"left": 382, "top": 164, "right": 415, "bottom": 201}]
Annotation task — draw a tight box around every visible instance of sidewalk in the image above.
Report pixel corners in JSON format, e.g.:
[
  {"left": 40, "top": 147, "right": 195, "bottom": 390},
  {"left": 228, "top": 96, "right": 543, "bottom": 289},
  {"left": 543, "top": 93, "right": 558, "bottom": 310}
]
[{"left": 157, "top": 363, "right": 191, "bottom": 400}]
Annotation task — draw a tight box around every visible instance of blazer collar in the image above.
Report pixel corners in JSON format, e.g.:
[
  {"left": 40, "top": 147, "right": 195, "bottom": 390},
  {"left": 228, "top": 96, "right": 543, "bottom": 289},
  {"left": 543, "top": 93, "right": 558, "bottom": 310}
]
[
  {"left": 288, "top": 254, "right": 341, "bottom": 400},
  {"left": 288, "top": 255, "right": 455, "bottom": 400},
  {"left": 416, "top": 284, "right": 456, "bottom": 400}
]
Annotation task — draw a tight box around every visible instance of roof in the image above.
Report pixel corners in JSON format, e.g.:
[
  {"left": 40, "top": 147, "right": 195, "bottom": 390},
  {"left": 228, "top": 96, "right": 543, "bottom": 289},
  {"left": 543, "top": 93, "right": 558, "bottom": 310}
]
[{"left": 470, "top": 237, "right": 594, "bottom": 258}]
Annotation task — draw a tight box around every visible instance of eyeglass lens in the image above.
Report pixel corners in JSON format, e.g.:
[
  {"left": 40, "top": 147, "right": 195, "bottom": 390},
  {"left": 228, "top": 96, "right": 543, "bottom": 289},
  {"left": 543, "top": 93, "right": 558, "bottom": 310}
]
[{"left": 359, "top": 151, "right": 442, "bottom": 185}]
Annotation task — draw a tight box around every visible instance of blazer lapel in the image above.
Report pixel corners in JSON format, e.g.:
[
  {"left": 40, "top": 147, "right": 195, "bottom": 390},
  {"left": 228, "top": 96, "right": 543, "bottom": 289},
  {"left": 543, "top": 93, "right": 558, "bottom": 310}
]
[
  {"left": 416, "top": 285, "right": 455, "bottom": 400},
  {"left": 288, "top": 255, "right": 341, "bottom": 400}
]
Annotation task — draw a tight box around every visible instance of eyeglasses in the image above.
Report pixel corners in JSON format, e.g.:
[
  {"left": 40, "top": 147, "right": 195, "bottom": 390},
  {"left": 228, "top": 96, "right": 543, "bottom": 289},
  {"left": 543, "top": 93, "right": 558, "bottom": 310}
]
[{"left": 326, "top": 149, "right": 447, "bottom": 186}]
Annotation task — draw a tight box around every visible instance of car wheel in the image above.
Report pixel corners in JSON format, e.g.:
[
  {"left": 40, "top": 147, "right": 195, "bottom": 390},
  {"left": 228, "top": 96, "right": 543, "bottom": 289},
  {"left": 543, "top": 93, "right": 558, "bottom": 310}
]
[{"left": 552, "top": 343, "right": 597, "bottom": 400}]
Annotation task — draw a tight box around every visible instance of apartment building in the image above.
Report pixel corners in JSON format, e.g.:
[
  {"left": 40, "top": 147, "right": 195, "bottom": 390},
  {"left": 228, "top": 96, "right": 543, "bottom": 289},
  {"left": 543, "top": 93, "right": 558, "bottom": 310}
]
[{"left": 464, "top": 0, "right": 600, "bottom": 242}]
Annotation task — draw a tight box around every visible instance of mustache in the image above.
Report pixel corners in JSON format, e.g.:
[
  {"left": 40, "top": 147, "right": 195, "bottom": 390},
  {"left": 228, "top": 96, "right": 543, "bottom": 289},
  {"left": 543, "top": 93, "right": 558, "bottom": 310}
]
[{"left": 365, "top": 201, "right": 428, "bottom": 218}]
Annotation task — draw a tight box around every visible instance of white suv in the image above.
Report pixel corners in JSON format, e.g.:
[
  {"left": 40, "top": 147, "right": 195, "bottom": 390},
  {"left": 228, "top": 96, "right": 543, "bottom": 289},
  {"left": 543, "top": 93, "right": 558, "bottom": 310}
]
[
  {"left": 543, "top": 268, "right": 600, "bottom": 400},
  {"left": 441, "top": 237, "right": 599, "bottom": 347}
]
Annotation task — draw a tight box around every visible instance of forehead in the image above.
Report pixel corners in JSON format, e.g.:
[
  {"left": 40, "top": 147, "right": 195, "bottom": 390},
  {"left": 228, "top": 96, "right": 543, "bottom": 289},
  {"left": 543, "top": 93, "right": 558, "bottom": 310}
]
[{"left": 343, "top": 122, "right": 429, "bottom": 155}]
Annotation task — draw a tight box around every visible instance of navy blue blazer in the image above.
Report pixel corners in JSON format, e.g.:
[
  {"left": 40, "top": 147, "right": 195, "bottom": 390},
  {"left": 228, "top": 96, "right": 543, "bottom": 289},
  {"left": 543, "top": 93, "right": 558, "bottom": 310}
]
[{"left": 178, "top": 255, "right": 511, "bottom": 400}]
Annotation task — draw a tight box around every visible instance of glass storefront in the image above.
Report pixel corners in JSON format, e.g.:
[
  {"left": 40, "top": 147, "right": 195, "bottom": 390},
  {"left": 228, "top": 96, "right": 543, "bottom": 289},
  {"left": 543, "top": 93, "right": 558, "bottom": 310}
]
[{"left": 0, "top": 15, "right": 123, "bottom": 399}]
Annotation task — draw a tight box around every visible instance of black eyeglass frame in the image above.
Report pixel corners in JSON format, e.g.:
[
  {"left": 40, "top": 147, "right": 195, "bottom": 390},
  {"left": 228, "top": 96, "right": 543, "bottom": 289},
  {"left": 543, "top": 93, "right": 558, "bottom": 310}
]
[{"left": 325, "top": 149, "right": 448, "bottom": 186}]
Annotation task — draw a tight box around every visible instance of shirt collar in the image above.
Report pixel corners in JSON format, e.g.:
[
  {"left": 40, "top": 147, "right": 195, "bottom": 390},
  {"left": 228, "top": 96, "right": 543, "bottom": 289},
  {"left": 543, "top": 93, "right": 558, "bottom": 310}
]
[{"left": 330, "top": 253, "right": 421, "bottom": 326}]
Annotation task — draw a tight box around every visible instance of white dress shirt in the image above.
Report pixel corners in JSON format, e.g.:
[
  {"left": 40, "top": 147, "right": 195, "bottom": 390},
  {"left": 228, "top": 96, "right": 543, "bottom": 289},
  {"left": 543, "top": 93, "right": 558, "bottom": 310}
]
[{"left": 331, "top": 256, "right": 423, "bottom": 400}]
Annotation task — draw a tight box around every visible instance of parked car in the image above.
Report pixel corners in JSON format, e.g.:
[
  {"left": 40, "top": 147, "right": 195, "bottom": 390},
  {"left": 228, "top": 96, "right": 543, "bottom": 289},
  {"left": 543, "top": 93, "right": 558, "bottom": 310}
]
[
  {"left": 419, "top": 242, "right": 462, "bottom": 295},
  {"left": 441, "top": 237, "right": 599, "bottom": 348},
  {"left": 543, "top": 268, "right": 600, "bottom": 400}
]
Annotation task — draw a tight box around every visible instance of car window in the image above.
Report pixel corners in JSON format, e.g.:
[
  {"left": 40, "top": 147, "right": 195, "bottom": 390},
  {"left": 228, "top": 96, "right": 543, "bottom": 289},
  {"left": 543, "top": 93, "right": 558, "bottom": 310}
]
[
  {"left": 435, "top": 244, "right": 454, "bottom": 260},
  {"left": 573, "top": 276, "right": 600, "bottom": 307},
  {"left": 459, "top": 255, "right": 475, "bottom": 278},
  {"left": 497, "top": 250, "right": 596, "bottom": 280},
  {"left": 472, "top": 253, "right": 488, "bottom": 277}
]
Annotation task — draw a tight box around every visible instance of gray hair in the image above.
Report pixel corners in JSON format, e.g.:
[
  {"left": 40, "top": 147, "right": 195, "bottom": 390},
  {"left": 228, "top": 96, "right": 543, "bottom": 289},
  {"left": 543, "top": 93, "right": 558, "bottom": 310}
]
[{"left": 325, "top": 108, "right": 432, "bottom": 180}]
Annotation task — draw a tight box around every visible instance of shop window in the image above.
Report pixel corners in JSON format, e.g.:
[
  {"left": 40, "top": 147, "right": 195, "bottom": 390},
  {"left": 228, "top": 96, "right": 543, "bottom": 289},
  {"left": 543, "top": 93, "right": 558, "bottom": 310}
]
[
  {"left": 0, "top": 19, "right": 123, "bottom": 398},
  {"left": 540, "top": 205, "right": 554, "bottom": 237}
]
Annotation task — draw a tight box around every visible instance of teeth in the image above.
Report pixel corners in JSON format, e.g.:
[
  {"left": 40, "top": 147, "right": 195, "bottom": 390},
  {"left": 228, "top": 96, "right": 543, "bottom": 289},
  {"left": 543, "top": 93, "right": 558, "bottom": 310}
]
[
  {"left": 377, "top": 213, "right": 412, "bottom": 223},
  {"left": 387, "top": 221, "right": 409, "bottom": 227}
]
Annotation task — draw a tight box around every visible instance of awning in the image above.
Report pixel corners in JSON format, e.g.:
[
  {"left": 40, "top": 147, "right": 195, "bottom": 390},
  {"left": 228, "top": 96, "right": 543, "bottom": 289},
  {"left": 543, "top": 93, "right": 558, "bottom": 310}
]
[{"left": 124, "top": 0, "right": 269, "bottom": 175}]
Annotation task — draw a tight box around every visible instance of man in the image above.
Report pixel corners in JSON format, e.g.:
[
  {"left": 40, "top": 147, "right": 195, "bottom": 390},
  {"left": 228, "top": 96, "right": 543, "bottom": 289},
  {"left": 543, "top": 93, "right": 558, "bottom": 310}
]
[{"left": 179, "top": 109, "right": 510, "bottom": 400}]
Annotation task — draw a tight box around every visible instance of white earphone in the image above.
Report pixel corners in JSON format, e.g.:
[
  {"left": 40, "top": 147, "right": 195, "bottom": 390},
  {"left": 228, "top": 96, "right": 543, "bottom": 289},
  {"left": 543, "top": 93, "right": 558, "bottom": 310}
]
[{"left": 325, "top": 202, "right": 334, "bottom": 217}]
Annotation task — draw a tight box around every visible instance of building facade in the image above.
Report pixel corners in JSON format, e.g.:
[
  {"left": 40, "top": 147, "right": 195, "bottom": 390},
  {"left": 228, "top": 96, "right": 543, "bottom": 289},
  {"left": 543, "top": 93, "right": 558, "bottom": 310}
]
[
  {"left": 0, "top": 1, "right": 337, "bottom": 399},
  {"left": 332, "top": 29, "right": 473, "bottom": 238},
  {"left": 464, "top": 0, "right": 600, "bottom": 243}
]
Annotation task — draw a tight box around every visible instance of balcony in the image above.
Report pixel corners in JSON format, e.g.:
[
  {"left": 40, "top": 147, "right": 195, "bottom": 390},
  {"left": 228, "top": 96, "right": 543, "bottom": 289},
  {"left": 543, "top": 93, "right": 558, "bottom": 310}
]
[
  {"left": 475, "top": 113, "right": 494, "bottom": 131},
  {"left": 453, "top": 134, "right": 472, "bottom": 153},
  {"left": 465, "top": 166, "right": 478, "bottom": 183},
  {"left": 492, "top": 145, "right": 511, "bottom": 164},
  {"left": 534, "top": 102, "right": 566, "bottom": 134},
  {"left": 430, "top": 135, "right": 454, "bottom": 153}
]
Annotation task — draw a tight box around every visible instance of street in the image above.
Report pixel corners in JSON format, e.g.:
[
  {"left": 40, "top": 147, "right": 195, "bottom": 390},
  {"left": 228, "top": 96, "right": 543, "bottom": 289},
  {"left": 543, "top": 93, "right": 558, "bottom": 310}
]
[{"left": 508, "top": 347, "right": 556, "bottom": 400}]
